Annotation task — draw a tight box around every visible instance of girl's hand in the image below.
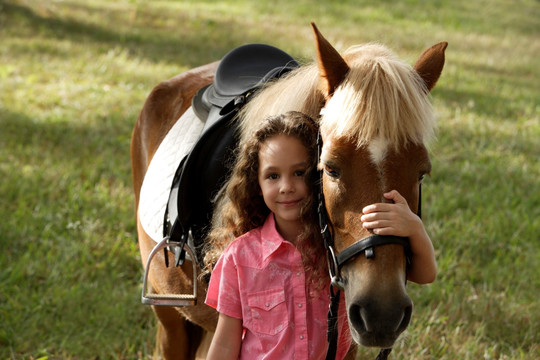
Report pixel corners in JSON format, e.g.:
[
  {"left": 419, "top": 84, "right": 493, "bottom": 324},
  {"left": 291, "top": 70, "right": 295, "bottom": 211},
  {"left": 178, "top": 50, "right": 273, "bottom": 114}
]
[
  {"left": 361, "top": 190, "right": 437, "bottom": 284},
  {"left": 360, "top": 190, "right": 422, "bottom": 238}
]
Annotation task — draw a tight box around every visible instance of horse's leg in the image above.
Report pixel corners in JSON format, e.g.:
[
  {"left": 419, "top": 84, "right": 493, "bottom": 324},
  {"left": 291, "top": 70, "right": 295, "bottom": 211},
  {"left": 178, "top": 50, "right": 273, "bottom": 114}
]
[
  {"left": 153, "top": 305, "right": 190, "bottom": 360},
  {"left": 137, "top": 226, "right": 190, "bottom": 360},
  {"left": 152, "top": 305, "right": 207, "bottom": 360},
  {"left": 194, "top": 331, "right": 214, "bottom": 360},
  {"left": 138, "top": 218, "right": 218, "bottom": 359}
]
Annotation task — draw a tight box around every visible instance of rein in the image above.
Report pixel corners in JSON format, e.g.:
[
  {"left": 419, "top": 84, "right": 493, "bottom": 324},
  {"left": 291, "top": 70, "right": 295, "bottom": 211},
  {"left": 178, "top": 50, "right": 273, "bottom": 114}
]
[{"left": 317, "top": 133, "right": 414, "bottom": 360}]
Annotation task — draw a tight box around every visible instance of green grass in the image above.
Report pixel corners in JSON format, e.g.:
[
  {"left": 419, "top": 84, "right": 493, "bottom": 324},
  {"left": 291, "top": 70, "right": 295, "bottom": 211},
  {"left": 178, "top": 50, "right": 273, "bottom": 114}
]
[{"left": 1, "top": 0, "right": 538, "bottom": 359}]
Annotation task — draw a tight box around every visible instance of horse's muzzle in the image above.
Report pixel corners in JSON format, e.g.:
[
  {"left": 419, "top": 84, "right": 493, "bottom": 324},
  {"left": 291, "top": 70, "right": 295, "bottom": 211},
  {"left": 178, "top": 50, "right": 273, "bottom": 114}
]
[{"left": 348, "top": 293, "right": 413, "bottom": 348}]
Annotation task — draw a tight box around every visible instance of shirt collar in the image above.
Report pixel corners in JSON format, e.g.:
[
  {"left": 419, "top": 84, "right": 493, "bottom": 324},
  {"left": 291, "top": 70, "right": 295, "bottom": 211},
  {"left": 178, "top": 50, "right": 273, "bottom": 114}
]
[{"left": 260, "top": 214, "right": 289, "bottom": 261}]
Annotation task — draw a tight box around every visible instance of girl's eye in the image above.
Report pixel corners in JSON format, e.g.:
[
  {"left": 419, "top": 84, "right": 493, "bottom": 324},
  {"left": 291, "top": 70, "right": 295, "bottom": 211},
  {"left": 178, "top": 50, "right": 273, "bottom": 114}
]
[
  {"left": 294, "top": 170, "right": 306, "bottom": 177},
  {"left": 324, "top": 165, "right": 340, "bottom": 178},
  {"left": 268, "top": 174, "right": 279, "bottom": 180}
]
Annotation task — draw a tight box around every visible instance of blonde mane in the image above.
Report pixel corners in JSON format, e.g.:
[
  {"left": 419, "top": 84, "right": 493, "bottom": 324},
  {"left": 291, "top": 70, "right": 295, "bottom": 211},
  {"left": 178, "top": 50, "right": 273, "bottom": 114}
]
[
  {"left": 238, "top": 64, "right": 323, "bottom": 144},
  {"left": 239, "top": 43, "right": 436, "bottom": 149}
]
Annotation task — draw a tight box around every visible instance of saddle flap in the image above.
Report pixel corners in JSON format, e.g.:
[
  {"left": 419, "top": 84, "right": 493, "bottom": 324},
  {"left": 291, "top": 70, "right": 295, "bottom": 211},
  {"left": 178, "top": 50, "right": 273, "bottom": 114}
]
[{"left": 175, "top": 114, "right": 237, "bottom": 233}]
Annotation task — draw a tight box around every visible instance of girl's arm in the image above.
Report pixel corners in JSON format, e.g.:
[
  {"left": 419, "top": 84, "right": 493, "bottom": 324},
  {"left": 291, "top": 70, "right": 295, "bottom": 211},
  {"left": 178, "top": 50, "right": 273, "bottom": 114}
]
[
  {"left": 360, "top": 190, "right": 437, "bottom": 284},
  {"left": 207, "top": 313, "right": 243, "bottom": 360}
]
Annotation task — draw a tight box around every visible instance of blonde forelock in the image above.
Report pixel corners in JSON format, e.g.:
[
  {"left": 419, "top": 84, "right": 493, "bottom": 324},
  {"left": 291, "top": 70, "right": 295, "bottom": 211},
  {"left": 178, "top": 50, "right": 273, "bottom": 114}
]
[{"left": 320, "top": 43, "right": 436, "bottom": 149}]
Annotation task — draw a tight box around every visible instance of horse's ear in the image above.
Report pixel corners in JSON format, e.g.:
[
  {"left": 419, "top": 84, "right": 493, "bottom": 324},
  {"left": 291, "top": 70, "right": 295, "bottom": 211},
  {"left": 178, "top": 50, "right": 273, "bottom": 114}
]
[
  {"left": 311, "top": 22, "right": 350, "bottom": 98},
  {"left": 414, "top": 42, "right": 448, "bottom": 92}
]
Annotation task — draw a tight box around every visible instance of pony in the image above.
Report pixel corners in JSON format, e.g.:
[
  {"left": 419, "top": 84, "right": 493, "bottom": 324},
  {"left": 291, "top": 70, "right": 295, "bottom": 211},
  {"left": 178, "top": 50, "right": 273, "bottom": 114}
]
[{"left": 131, "top": 23, "right": 446, "bottom": 359}]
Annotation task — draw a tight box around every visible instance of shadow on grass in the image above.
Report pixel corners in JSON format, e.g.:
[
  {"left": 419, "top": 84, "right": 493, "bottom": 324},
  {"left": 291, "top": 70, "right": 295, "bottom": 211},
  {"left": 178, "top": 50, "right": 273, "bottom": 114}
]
[{"left": 2, "top": 1, "right": 290, "bottom": 68}]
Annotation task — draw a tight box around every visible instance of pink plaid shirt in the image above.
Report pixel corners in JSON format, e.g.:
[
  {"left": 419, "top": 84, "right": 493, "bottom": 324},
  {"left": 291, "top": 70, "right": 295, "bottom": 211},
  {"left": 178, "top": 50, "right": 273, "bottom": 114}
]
[{"left": 206, "top": 215, "right": 351, "bottom": 359}]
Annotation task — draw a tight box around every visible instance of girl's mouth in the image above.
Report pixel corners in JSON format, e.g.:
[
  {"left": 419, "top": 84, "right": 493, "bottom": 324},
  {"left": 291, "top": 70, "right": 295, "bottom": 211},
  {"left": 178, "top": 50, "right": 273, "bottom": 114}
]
[{"left": 279, "top": 199, "right": 302, "bottom": 207}]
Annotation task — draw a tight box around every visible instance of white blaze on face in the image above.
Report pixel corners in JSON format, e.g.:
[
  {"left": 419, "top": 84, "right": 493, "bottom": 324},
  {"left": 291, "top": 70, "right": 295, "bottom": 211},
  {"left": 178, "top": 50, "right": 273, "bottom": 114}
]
[{"left": 367, "top": 136, "right": 389, "bottom": 166}]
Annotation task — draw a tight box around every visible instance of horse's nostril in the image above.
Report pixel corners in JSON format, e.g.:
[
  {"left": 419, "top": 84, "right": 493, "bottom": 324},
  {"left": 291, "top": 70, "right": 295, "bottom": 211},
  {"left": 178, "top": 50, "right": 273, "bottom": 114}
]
[
  {"left": 397, "top": 303, "right": 413, "bottom": 333},
  {"left": 349, "top": 304, "right": 367, "bottom": 333}
]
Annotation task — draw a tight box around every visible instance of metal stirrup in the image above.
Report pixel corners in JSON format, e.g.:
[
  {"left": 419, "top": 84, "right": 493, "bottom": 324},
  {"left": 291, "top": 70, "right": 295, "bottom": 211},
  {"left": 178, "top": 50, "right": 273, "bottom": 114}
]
[{"left": 141, "top": 237, "right": 197, "bottom": 306}]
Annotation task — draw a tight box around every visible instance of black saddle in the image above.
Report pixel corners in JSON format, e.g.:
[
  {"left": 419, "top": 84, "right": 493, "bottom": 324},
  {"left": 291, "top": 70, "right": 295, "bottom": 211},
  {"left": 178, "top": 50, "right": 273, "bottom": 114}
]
[{"left": 163, "top": 44, "right": 299, "bottom": 268}]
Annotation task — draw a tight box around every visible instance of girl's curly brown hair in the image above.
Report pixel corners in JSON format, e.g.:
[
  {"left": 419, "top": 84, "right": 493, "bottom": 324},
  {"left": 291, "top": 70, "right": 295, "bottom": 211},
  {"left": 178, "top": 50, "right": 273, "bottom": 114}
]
[{"left": 203, "top": 111, "right": 328, "bottom": 289}]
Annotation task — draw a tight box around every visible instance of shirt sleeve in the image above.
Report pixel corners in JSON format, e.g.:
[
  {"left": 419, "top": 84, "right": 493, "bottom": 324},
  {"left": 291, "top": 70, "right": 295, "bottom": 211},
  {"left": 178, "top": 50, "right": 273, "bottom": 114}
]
[{"left": 205, "top": 245, "right": 243, "bottom": 319}]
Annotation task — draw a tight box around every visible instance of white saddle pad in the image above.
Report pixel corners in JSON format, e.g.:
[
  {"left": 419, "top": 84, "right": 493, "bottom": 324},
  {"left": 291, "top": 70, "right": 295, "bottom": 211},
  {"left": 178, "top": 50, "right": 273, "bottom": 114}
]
[{"left": 138, "top": 107, "right": 205, "bottom": 242}]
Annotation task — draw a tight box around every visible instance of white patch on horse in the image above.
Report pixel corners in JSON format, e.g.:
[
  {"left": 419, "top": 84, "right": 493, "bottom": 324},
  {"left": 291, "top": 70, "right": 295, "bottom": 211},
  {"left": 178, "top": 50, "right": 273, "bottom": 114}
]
[
  {"left": 368, "top": 136, "right": 389, "bottom": 166},
  {"left": 138, "top": 107, "right": 205, "bottom": 242}
]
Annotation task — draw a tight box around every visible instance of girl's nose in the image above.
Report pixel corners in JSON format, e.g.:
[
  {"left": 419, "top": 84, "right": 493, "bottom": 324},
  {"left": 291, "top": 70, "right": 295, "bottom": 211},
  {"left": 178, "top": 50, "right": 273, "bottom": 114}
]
[{"left": 280, "top": 177, "right": 295, "bottom": 193}]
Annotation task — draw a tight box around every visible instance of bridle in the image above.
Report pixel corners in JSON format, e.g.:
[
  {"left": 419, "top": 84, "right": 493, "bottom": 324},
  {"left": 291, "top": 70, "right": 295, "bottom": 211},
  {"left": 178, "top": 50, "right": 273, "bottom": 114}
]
[{"left": 317, "top": 132, "right": 415, "bottom": 360}]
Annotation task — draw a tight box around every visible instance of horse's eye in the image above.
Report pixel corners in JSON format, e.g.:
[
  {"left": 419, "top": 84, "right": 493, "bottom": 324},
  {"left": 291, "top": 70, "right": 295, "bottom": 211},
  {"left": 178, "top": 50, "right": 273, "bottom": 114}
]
[
  {"left": 324, "top": 165, "right": 340, "bottom": 178},
  {"left": 418, "top": 173, "right": 427, "bottom": 183}
]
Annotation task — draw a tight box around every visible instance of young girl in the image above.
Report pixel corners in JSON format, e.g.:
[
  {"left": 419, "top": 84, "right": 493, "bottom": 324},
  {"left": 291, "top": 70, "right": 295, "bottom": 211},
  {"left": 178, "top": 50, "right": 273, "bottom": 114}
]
[{"left": 204, "top": 111, "right": 436, "bottom": 359}]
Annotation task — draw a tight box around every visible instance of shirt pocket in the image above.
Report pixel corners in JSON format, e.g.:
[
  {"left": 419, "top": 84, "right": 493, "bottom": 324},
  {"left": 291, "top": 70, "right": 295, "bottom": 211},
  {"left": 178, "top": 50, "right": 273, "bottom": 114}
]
[{"left": 247, "top": 288, "right": 289, "bottom": 335}]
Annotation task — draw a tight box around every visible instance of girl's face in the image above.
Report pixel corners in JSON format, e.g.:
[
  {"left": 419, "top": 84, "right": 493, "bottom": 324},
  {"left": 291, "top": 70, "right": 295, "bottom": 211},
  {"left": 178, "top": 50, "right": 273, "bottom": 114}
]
[{"left": 257, "top": 134, "right": 310, "bottom": 241}]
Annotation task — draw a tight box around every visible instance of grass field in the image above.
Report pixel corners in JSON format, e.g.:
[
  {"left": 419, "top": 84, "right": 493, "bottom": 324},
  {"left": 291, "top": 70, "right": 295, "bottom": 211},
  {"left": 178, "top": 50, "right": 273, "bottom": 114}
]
[{"left": 1, "top": 0, "right": 538, "bottom": 359}]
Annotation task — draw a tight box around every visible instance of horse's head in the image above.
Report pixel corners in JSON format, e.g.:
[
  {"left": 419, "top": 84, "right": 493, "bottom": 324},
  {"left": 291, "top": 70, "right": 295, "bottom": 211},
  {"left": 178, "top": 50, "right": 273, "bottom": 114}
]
[{"left": 312, "top": 23, "right": 446, "bottom": 348}]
